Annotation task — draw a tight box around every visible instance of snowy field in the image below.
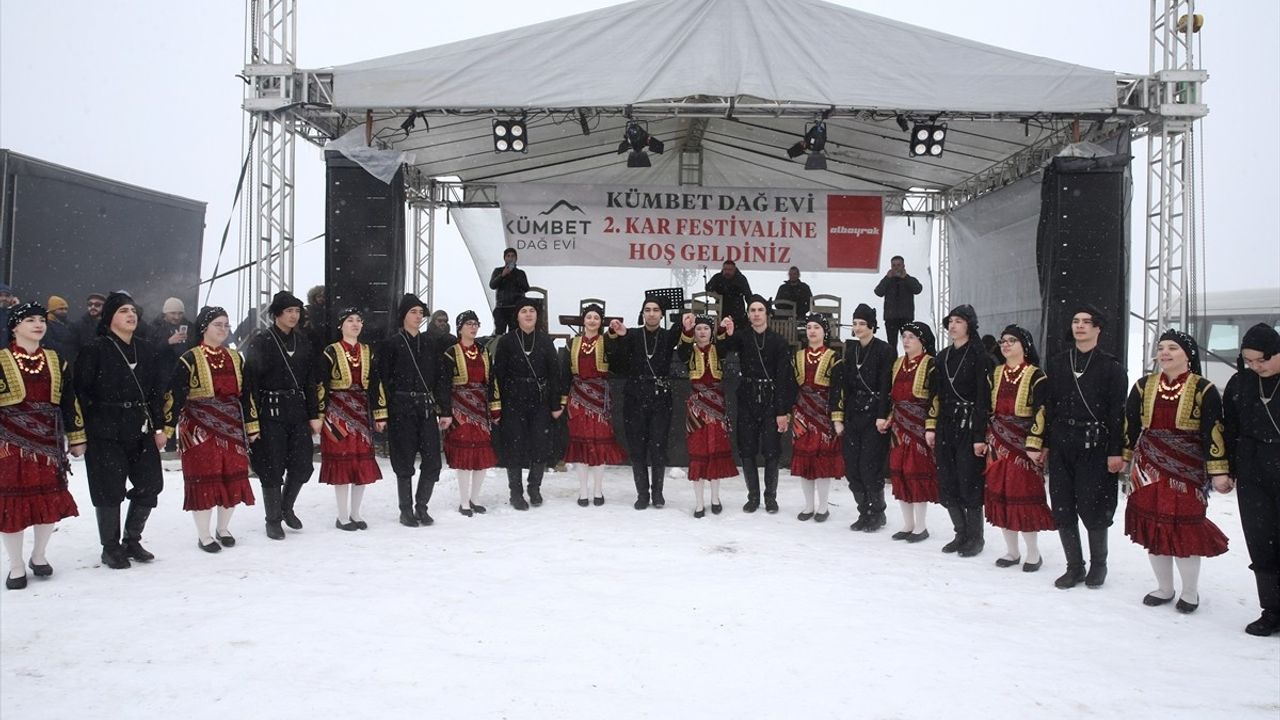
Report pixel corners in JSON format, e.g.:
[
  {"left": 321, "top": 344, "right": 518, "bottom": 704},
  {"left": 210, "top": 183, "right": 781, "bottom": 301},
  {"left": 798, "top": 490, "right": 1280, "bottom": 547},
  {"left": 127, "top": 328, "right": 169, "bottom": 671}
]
[{"left": 1, "top": 456, "right": 1277, "bottom": 719}]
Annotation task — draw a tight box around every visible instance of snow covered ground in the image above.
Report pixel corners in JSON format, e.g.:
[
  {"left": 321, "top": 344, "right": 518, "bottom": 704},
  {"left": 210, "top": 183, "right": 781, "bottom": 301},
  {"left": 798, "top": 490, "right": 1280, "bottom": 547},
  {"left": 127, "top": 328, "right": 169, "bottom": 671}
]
[{"left": 1, "top": 457, "right": 1277, "bottom": 719}]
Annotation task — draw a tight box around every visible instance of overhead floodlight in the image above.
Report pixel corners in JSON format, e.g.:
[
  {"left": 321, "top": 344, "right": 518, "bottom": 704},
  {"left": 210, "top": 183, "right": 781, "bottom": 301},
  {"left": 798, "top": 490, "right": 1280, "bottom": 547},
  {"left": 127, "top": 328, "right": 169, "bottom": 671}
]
[
  {"left": 617, "top": 120, "right": 664, "bottom": 168},
  {"left": 493, "top": 118, "right": 528, "bottom": 153},
  {"left": 895, "top": 114, "right": 910, "bottom": 132},
  {"left": 786, "top": 121, "right": 827, "bottom": 171},
  {"left": 909, "top": 123, "right": 947, "bottom": 158}
]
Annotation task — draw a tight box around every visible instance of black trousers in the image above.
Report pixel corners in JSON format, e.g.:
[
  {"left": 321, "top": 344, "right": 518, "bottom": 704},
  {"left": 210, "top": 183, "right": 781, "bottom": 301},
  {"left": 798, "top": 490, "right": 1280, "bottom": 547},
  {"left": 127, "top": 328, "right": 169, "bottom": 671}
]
[
  {"left": 1237, "top": 439, "right": 1280, "bottom": 610},
  {"left": 935, "top": 421, "right": 984, "bottom": 509},
  {"left": 623, "top": 388, "right": 672, "bottom": 470},
  {"left": 388, "top": 410, "right": 442, "bottom": 483},
  {"left": 1047, "top": 426, "right": 1118, "bottom": 530},
  {"left": 492, "top": 307, "right": 516, "bottom": 336},
  {"left": 85, "top": 434, "right": 164, "bottom": 508},
  {"left": 884, "top": 319, "right": 908, "bottom": 350},
  {"left": 501, "top": 400, "right": 552, "bottom": 472},
  {"left": 736, "top": 392, "right": 782, "bottom": 461},
  {"left": 842, "top": 416, "right": 889, "bottom": 515},
  {"left": 250, "top": 419, "right": 314, "bottom": 488}
]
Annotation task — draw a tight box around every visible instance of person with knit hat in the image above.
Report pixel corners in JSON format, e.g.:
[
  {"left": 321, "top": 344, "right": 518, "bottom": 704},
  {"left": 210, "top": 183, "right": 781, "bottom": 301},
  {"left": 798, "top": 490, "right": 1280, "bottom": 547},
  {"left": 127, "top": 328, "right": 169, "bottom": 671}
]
[
  {"left": 160, "top": 306, "right": 259, "bottom": 552},
  {"left": 0, "top": 303, "right": 85, "bottom": 590},
  {"left": 1122, "top": 329, "right": 1233, "bottom": 614},
  {"left": 373, "top": 293, "right": 452, "bottom": 526},
  {"left": 832, "top": 303, "right": 897, "bottom": 531},
  {"left": 724, "top": 294, "right": 796, "bottom": 513},
  {"left": 983, "top": 325, "right": 1055, "bottom": 573},
  {"left": 561, "top": 304, "right": 627, "bottom": 507},
  {"left": 242, "top": 290, "right": 320, "bottom": 540},
  {"left": 1224, "top": 322, "right": 1280, "bottom": 635},
  {"left": 790, "top": 313, "right": 844, "bottom": 522},
  {"left": 42, "top": 295, "right": 73, "bottom": 359},
  {"left": 1034, "top": 304, "right": 1128, "bottom": 590},
  {"left": 442, "top": 311, "right": 499, "bottom": 516},
  {"left": 316, "top": 308, "right": 386, "bottom": 531},
  {"left": 608, "top": 296, "right": 688, "bottom": 510},
  {"left": 925, "top": 304, "right": 994, "bottom": 557},
  {"left": 887, "top": 322, "right": 940, "bottom": 542},
  {"left": 492, "top": 297, "right": 562, "bottom": 510},
  {"left": 73, "top": 291, "right": 167, "bottom": 568},
  {"left": 677, "top": 314, "right": 736, "bottom": 517}
]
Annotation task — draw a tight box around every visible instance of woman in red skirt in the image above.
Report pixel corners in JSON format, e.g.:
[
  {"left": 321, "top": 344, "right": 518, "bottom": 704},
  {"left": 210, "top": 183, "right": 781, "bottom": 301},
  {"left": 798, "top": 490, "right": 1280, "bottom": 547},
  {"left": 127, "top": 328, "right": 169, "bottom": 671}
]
[
  {"left": 887, "top": 322, "right": 938, "bottom": 543},
  {"left": 677, "top": 315, "right": 736, "bottom": 518},
  {"left": 1124, "top": 329, "right": 1234, "bottom": 613},
  {"left": 317, "top": 308, "right": 385, "bottom": 530},
  {"left": 561, "top": 304, "right": 627, "bottom": 507},
  {"left": 791, "top": 314, "right": 843, "bottom": 522},
  {"left": 0, "top": 303, "right": 83, "bottom": 589},
  {"left": 161, "top": 306, "right": 258, "bottom": 553},
  {"left": 984, "top": 325, "right": 1055, "bottom": 572},
  {"left": 443, "top": 311, "right": 498, "bottom": 516}
]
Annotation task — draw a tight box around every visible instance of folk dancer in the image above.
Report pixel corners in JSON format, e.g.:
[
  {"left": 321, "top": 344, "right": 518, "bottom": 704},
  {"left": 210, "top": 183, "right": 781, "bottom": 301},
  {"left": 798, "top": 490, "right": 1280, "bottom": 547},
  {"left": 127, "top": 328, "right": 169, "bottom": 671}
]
[
  {"left": 792, "top": 314, "right": 842, "bottom": 522},
  {"left": 492, "top": 299, "right": 562, "bottom": 510},
  {"left": 832, "top": 303, "right": 896, "bottom": 531},
  {"left": 442, "top": 311, "right": 499, "bottom": 516},
  {"left": 888, "top": 323, "right": 939, "bottom": 542},
  {"left": 677, "top": 314, "right": 737, "bottom": 517},
  {"left": 561, "top": 304, "right": 627, "bottom": 507}
]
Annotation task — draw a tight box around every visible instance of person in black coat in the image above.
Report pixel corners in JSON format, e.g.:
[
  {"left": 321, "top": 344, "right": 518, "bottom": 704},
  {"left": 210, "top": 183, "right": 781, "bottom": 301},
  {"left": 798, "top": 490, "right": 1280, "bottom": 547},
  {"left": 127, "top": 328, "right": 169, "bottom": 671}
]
[
  {"left": 373, "top": 293, "right": 452, "bottom": 527},
  {"left": 489, "top": 247, "right": 531, "bottom": 336},
  {"left": 491, "top": 298, "right": 562, "bottom": 510},
  {"left": 724, "top": 294, "right": 797, "bottom": 513},
  {"left": 706, "top": 260, "right": 752, "bottom": 329},
  {"left": 925, "top": 304, "right": 994, "bottom": 557},
  {"left": 774, "top": 266, "right": 813, "bottom": 317},
  {"left": 607, "top": 297, "right": 692, "bottom": 510},
  {"left": 242, "top": 291, "right": 320, "bottom": 540},
  {"left": 831, "top": 303, "right": 897, "bottom": 532},
  {"left": 873, "top": 256, "right": 923, "bottom": 348},
  {"left": 74, "top": 292, "right": 167, "bottom": 569},
  {"left": 68, "top": 292, "right": 107, "bottom": 362}
]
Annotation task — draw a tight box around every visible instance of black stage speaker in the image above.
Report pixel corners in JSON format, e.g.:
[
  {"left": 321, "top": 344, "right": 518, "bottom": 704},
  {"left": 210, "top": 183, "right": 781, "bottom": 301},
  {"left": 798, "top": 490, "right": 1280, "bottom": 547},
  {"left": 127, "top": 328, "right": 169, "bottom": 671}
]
[
  {"left": 1036, "top": 150, "right": 1131, "bottom": 368},
  {"left": 324, "top": 152, "right": 406, "bottom": 344}
]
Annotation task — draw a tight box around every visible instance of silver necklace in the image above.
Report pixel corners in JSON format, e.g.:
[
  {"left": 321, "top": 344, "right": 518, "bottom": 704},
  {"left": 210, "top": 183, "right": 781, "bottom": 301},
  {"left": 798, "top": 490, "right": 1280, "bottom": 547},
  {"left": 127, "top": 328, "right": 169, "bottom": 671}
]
[
  {"left": 1070, "top": 347, "right": 1093, "bottom": 380},
  {"left": 519, "top": 330, "right": 535, "bottom": 356},
  {"left": 1260, "top": 374, "right": 1279, "bottom": 406},
  {"left": 643, "top": 327, "right": 658, "bottom": 359}
]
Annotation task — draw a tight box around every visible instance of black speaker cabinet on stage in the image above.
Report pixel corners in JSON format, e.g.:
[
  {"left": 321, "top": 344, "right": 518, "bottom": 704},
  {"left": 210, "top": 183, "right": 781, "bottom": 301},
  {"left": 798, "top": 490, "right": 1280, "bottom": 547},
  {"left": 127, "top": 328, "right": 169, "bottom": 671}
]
[
  {"left": 324, "top": 152, "right": 406, "bottom": 344},
  {"left": 1036, "top": 149, "right": 1132, "bottom": 369}
]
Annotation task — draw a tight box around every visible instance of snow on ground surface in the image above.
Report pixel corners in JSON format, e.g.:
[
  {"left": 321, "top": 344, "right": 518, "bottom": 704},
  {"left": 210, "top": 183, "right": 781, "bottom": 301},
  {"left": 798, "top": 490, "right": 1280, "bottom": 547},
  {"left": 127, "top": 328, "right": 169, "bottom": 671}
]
[{"left": 1, "top": 457, "right": 1277, "bottom": 719}]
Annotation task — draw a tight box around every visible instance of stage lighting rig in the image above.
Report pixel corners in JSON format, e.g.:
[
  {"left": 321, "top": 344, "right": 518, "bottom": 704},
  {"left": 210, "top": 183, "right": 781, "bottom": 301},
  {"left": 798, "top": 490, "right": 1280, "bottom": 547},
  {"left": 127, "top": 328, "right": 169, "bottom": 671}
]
[
  {"left": 786, "top": 121, "right": 828, "bottom": 171},
  {"left": 493, "top": 117, "right": 528, "bottom": 153},
  {"left": 618, "top": 120, "right": 664, "bottom": 168},
  {"left": 909, "top": 123, "right": 947, "bottom": 158}
]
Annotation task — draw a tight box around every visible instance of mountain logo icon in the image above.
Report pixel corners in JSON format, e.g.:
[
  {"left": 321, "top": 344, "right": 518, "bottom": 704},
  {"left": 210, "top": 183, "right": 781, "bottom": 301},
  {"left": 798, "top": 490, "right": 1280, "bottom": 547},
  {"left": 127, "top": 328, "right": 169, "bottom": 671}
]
[{"left": 538, "top": 199, "right": 585, "bottom": 215}]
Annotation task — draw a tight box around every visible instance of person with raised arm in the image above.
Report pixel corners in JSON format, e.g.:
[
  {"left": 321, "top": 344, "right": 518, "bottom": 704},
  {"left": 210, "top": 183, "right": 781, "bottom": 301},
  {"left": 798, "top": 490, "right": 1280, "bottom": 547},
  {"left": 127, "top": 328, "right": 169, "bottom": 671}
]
[
  {"left": 492, "top": 299, "right": 562, "bottom": 510},
  {"left": 677, "top": 314, "right": 736, "bottom": 518}
]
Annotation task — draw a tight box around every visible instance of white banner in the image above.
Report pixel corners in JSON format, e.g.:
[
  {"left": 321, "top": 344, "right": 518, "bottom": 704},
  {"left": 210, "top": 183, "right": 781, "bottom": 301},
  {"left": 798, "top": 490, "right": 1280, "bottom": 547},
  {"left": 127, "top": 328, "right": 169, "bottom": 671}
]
[{"left": 497, "top": 183, "right": 884, "bottom": 273}]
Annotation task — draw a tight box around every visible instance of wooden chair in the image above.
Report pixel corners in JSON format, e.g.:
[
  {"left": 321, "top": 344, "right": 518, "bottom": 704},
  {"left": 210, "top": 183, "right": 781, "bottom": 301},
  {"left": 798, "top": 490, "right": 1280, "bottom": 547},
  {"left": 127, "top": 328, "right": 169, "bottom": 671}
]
[
  {"left": 690, "top": 291, "right": 720, "bottom": 320},
  {"left": 525, "top": 286, "right": 549, "bottom": 334},
  {"left": 810, "top": 293, "right": 842, "bottom": 341},
  {"left": 579, "top": 298, "right": 606, "bottom": 315}
]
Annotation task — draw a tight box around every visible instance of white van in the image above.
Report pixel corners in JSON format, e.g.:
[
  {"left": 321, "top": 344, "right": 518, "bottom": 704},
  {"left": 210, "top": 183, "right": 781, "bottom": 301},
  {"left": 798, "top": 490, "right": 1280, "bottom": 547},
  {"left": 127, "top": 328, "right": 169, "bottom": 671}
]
[{"left": 1188, "top": 288, "right": 1280, "bottom": 388}]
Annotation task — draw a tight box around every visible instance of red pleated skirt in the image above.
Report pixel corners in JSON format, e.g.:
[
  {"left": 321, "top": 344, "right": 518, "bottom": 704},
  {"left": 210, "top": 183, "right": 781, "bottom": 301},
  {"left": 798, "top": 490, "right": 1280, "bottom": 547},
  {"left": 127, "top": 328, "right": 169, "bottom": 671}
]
[
  {"left": 888, "top": 439, "right": 939, "bottom": 503},
  {"left": 565, "top": 410, "right": 627, "bottom": 466},
  {"left": 180, "top": 438, "right": 256, "bottom": 511},
  {"left": 444, "top": 421, "right": 498, "bottom": 470},
  {"left": 791, "top": 430, "right": 844, "bottom": 480},
  {"left": 319, "top": 428, "right": 382, "bottom": 486},
  {"left": 687, "top": 423, "right": 737, "bottom": 481},
  {"left": 0, "top": 451, "right": 78, "bottom": 532},
  {"left": 1124, "top": 480, "right": 1229, "bottom": 558},
  {"left": 984, "top": 455, "right": 1055, "bottom": 532}
]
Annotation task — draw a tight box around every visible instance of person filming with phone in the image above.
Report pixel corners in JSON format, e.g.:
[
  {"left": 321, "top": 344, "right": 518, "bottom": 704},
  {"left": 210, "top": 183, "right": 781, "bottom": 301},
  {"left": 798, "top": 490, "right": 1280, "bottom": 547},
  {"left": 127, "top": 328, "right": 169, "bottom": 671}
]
[
  {"left": 151, "top": 297, "right": 195, "bottom": 449},
  {"left": 489, "top": 247, "right": 531, "bottom": 335}
]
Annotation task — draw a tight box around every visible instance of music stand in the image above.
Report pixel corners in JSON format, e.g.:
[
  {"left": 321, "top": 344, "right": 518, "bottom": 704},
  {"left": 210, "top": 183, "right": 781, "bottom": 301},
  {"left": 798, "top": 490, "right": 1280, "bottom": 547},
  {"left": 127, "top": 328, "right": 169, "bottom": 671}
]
[{"left": 642, "top": 287, "right": 685, "bottom": 327}]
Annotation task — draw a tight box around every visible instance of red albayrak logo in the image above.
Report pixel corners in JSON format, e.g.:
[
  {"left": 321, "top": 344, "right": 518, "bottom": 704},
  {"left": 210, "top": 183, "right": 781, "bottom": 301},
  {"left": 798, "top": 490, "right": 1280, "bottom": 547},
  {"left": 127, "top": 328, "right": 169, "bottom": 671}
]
[{"left": 826, "top": 195, "right": 883, "bottom": 270}]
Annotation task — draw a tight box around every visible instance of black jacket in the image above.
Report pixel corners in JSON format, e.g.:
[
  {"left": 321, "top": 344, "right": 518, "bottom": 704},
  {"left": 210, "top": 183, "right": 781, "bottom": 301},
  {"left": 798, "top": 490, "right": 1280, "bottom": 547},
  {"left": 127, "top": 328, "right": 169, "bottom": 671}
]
[
  {"left": 927, "top": 340, "right": 994, "bottom": 435},
  {"left": 73, "top": 332, "right": 166, "bottom": 442},
  {"left": 873, "top": 273, "right": 923, "bottom": 321},
  {"left": 373, "top": 330, "right": 451, "bottom": 417},
  {"left": 489, "top": 266, "right": 531, "bottom": 308},
  {"left": 491, "top": 329, "right": 561, "bottom": 413},
  {"left": 726, "top": 326, "right": 797, "bottom": 415},
  {"left": 832, "top": 337, "right": 897, "bottom": 422},
  {"left": 242, "top": 325, "right": 320, "bottom": 423},
  {"left": 1041, "top": 347, "right": 1127, "bottom": 455},
  {"left": 706, "top": 271, "right": 752, "bottom": 323},
  {"left": 774, "top": 280, "right": 813, "bottom": 317}
]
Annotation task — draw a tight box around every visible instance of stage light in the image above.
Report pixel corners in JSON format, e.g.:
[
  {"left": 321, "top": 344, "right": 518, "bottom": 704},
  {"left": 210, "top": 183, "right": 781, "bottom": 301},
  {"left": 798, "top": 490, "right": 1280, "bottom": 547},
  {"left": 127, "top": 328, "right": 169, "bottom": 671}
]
[
  {"left": 895, "top": 114, "right": 910, "bottom": 132},
  {"left": 786, "top": 121, "right": 827, "bottom": 170},
  {"left": 493, "top": 118, "right": 528, "bottom": 153},
  {"left": 618, "top": 121, "right": 664, "bottom": 168},
  {"left": 908, "top": 123, "right": 946, "bottom": 158}
]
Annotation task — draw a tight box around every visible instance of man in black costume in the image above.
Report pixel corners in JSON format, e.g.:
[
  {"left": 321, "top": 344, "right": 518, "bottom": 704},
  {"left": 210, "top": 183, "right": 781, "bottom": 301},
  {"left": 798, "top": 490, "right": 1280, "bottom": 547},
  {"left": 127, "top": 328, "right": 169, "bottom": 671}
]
[
  {"left": 832, "top": 303, "right": 897, "bottom": 532},
  {"left": 243, "top": 291, "right": 320, "bottom": 540},
  {"left": 491, "top": 298, "right": 561, "bottom": 510},
  {"left": 706, "top": 260, "right": 752, "bottom": 329},
  {"left": 488, "top": 247, "right": 531, "bottom": 336}
]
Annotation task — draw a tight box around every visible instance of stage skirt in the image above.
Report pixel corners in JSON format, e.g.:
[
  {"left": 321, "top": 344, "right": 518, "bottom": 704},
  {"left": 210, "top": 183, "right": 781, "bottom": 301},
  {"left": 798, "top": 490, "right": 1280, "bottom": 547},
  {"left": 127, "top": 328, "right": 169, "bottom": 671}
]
[
  {"left": 179, "top": 395, "right": 256, "bottom": 510},
  {"left": 0, "top": 402, "right": 78, "bottom": 531},
  {"left": 790, "top": 384, "right": 844, "bottom": 480},
  {"left": 686, "top": 381, "right": 737, "bottom": 481},
  {"left": 445, "top": 384, "right": 498, "bottom": 470},
  {"left": 318, "top": 389, "right": 381, "bottom": 486},
  {"left": 888, "top": 397, "right": 939, "bottom": 503},
  {"left": 983, "top": 413, "right": 1055, "bottom": 532},
  {"left": 1124, "top": 428, "right": 1228, "bottom": 557},
  {"left": 564, "top": 377, "right": 627, "bottom": 466}
]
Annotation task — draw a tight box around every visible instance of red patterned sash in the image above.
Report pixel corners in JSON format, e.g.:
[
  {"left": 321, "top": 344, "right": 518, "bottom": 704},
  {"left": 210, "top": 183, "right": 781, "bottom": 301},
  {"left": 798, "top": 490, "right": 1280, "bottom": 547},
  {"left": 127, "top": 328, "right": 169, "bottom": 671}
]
[
  {"left": 0, "top": 402, "right": 67, "bottom": 470},
  {"left": 1131, "top": 427, "right": 1209, "bottom": 503},
  {"left": 569, "top": 377, "right": 611, "bottom": 422},
  {"left": 988, "top": 413, "right": 1034, "bottom": 466},
  {"left": 452, "top": 383, "right": 491, "bottom": 428},
  {"left": 794, "top": 385, "right": 835, "bottom": 442},
  {"left": 323, "top": 389, "right": 372, "bottom": 445},
  {"left": 181, "top": 395, "right": 248, "bottom": 455},
  {"left": 688, "top": 380, "right": 728, "bottom": 433},
  {"left": 892, "top": 396, "right": 930, "bottom": 455}
]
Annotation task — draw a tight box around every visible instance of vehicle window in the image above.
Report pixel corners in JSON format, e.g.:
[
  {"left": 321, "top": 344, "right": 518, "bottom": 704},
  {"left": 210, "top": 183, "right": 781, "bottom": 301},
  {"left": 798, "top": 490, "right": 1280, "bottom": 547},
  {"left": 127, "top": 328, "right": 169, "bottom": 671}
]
[{"left": 1206, "top": 322, "right": 1240, "bottom": 353}]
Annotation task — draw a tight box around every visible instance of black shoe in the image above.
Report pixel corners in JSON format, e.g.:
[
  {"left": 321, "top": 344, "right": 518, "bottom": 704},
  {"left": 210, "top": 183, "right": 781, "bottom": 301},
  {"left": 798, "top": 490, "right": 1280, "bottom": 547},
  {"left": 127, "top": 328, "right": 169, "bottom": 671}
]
[
  {"left": 5, "top": 573, "right": 27, "bottom": 590},
  {"left": 1143, "top": 591, "right": 1174, "bottom": 607},
  {"left": 511, "top": 495, "right": 530, "bottom": 511},
  {"left": 742, "top": 499, "right": 759, "bottom": 513},
  {"left": 995, "top": 556, "right": 1021, "bottom": 568},
  {"left": 198, "top": 539, "right": 222, "bottom": 553},
  {"left": 1055, "top": 565, "right": 1087, "bottom": 589},
  {"left": 101, "top": 545, "right": 131, "bottom": 569},
  {"left": 850, "top": 515, "right": 870, "bottom": 532},
  {"left": 694, "top": 508, "right": 706, "bottom": 519},
  {"left": 1176, "top": 597, "right": 1199, "bottom": 614},
  {"left": 863, "top": 514, "right": 887, "bottom": 533},
  {"left": 215, "top": 532, "right": 236, "bottom": 548},
  {"left": 354, "top": 520, "right": 368, "bottom": 530},
  {"left": 797, "top": 511, "right": 815, "bottom": 521},
  {"left": 1245, "top": 610, "right": 1280, "bottom": 636},
  {"left": 335, "top": 518, "right": 359, "bottom": 531},
  {"left": 814, "top": 512, "right": 829, "bottom": 523},
  {"left": 764, "top": 498, "right": 779, "bottom": 514},
  {"left": 891, "top": 530, "right": 913, "bottom": 541},
  {"left": 1085, "top": 563, "right": 1108, "bottom": 588},
  {"left": 711, "top": 503, "right": 722, "bottom": 515},
  {"left": 528, "top": 488, "right": 543, "bottom": 507},
  {"left": 958, "top": 537, "right": 985, "bottom": 558},
  {"left": 282, "top": 509, "right": 303, "bottom": 531},
  {"left": 28, "top": 560, "right": 53, "bottom": 577},
  {"left": 577, "top": 498, "right": 590, "bottom": 507},
  {"left": 265, "top": 521, "right": 286, "bottom": 540},
  {"left": 416, "top": 508, "right": 435, "bottom": 526},
  {"left": 941, "top": 535, "right": 965, "bottom": 554},
  {"left": 460, "top": 505, "right": 475, "bottom": 517},
  {"left": 470, "top": 502, "right": 487, "bottom": 514},
  {"left": 906, "top": 530, "right": 930, "bottom": 543},
  {"left": 399, "top": 510, "right": 420, "bottom": 527},
  {"left": 652, "top": 493, "right": 665, "bottom": 509},
  {"left": 123, "top": 539, "right": 155, "bottom": 562},
  {"left": 592, "top": 496, "right": 605, "bottom": 507},
  {"left": 633, "top": 496, "right": 650, "bottom": 510},
  {"left": 1023, "top": 558, "right": 1043, "bottom": 573}
]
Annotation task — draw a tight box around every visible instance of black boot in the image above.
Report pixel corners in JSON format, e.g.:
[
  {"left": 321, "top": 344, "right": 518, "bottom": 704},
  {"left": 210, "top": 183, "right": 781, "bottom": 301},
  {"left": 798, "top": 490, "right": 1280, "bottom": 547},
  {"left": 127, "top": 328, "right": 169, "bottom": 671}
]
[
  {"left": 741, "top": 459, "right": 761, "bottom": 513},
  {"left": 863, "top": 512, "right": 887, "bottom": 533},
  {"left": 96, "top": 507, "right": 130, "bottom": 569},
  {"left": 281, "top": 479, "right": 305, "bottom": 530},
  {"left": 396, "top": 477, "right": 419, "bottom": 526},
  {"left": 941, "top": 506, "right": 967, "bottom": 553},
  {"left": 527, "top": 465, "right": 545, "bottom": 506},
  {"left": 122, "top": 503, "right": 155, "bottom": 562},
  {"left": 1084, "top": 527, "right": 1109, "bottom": 588},
  {"left": 1054, "top": 523, "right": 1087, "bottom": 589},
  {"left": 508, "top": 467, "right": 529, "bottom": 511},
  {"left": 1247, "top": 572, "right": 1280, "bottom": 636},
  {"left": 958, "top": 507, "right": 985, "bottom": 557},
  {"left": 262, "top": 484, "right": 286, "bottom": 539},
  {"left": 848, "top": 487, "right": 869, "bottom": 530},
  {"left": 763, "top": 460, "right": 780, "bottom": 513},
  {"left": 415, "top": 478, "right": 436, "bottom": 525},
  {"left": 651, "top": 466, "right": 666, "bottom": 508},
  {"left": 631, "top": 462, "right": 650, "bottom": 509}
]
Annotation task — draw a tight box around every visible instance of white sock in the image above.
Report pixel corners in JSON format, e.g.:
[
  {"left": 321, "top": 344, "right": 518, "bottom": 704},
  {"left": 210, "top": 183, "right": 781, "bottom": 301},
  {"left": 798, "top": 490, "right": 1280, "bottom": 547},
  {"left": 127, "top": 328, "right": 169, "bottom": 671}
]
[
  {"left": 592, "top": 465, "right": 605, "bottom": 498},
  {"left": 458, "top": 468, "right": 473, "bottom": 507},
  {"left": 1149, "top": 554, "right": 1175, "bottom": 598},
  {"left": 31, "top": 524, "right": 54, "bottom": 565},
  {"left": 577, "top": 463, "right": 590, "bottom": 499},
  {"left": 471, "top": 470, "right": 486, "bottom": 505},
  {"left": 215, "top": 506, "right": 235, "bottom": 536},
  {"left": 800, "top": 479, "right": 815, "bottom": 513},
  {"left": 1, "top": 531, "right": 24, "bottom": 577},
  {"left": 1001, "top": 529, "right": 1020, "bottom": 561},
  {"left": 816, "top": 479, "right": 831, "bottom": 514},
  {"left": 898, "top": 501, "right": 915, "bottom": 533},
  {"left": 694, "top": 479, "right": 706, "bottom": 511},
  {"left": 1175, "top": 556, "right": 1202, "bottom": 604},
  {"left": 350, "top": 485, "right": 366, "bottom": 522},
  {"left": 1023, "top": 532, "right": 1040, "bottom": 564},
  {"left": 710, "top": 479, "right": 721, "bottom": 505},
  {"left": 913, "top": 503, "right": 929, "bottom": 533},
  {"left": 335, "top": 485, "right": 351, "bottom": 522},
  {"left": 193, "top": 509, "right": 213, "bottom": 543}
]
